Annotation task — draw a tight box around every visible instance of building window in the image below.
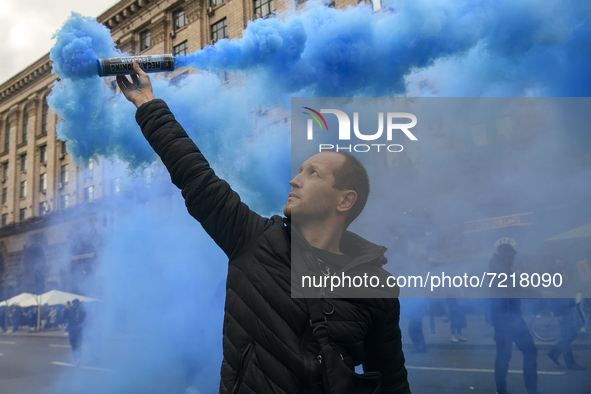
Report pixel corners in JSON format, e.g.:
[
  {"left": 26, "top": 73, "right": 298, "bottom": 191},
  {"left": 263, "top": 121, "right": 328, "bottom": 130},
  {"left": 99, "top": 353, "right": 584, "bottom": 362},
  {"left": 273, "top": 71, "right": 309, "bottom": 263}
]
[
  {"left": 61, "top": 141, "right": 67, "bottom": 155},
  {"left": 20, "top": 153, "right": 27, "bottom": 173},
  {"left": 19, "top": 208, "right": 26, "bottom": 222},
  {"left": 254, "top": 0, "right": 274, "bottom": 18},
  {"left": 173, "top": 41, "right": 188, "bottom": 56},
  {"left": 173, "top": 9, "right": 187, "bottom": 31},
  {"left": 1, "top": 187, "right": 6, "bottom": 205},
  {"left": 22, "top": 106, "right": 28, "bottom": 143},
  {"left": 39, "top": 173, "right": 47, "bottom": 193},
  {"left": 60, "top": 194, "right": 69, "bottom": 210},
  {"left": 4, "top": 118, "right": 9, "bottom": 152},
  {"left": 84, "top": 186, "right": 94, "bottom": 202},
  {"left": 20, "top": 180, "right": 26, "bottom": 198},
  {"left": 39, "top": 201, "right": 48, "bottom": 216},
  {"left": 140, "top": 30, "right": 152, "bottom": 51},
  {"left": 2, "top": 162, "right": 7, "bottom": 181},
  {"left": 60, "top": 164, "right": 69, "bottom": 184},
  {"left": 211, "top": 0, "right": 225, "bottom": 7},
  {"left": 40, "top": 145, "right": 47, "bottom": 165},
  {"left": 211, "top": 18, "right": 227, "bottom": 43},
  {"left": 1, "top": 213, "right": 7, "bottom": 227},
  {"left": 41, "top": 96, "right": 48, "bottom": 134},
  {"left": 84, "top": 158, "right": 94, "bottom": 179}
]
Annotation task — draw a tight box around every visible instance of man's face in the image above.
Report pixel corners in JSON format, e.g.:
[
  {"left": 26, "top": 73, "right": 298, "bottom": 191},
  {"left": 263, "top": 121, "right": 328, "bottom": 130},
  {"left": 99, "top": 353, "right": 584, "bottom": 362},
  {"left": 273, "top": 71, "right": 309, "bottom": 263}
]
[{"left": 284, "top": 152, "right": 346, "bottom": 221}]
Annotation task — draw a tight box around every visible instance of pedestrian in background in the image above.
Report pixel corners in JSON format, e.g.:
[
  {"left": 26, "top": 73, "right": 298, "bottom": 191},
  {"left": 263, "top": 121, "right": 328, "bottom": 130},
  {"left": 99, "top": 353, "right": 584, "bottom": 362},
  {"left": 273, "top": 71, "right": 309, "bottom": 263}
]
[
  {"left": 0, "top": 307, "right": 5, "bottom": 332},
  {"left": 447, "top": 298, "right": 467, "bottom": 343},
  {"left": 11, "top": 306, "right": 22, "bottom": 332},
  {"left": 547, "top": 298, "right": 586, "bottom": 370},
  {"left": 67, "top": 299, "right": 86, "bottom": 366},
  {"left": 404, "top": 298, "right": 428, "bottom": 353},
  {"left": 48, "top": 307, "right": 57, "bottom": 328},
  {"left": 62, "top": 301, "right": 71, "bottom": 334},
  {"left": 489, "top": 244, "right": 541, "bottom": 394}
]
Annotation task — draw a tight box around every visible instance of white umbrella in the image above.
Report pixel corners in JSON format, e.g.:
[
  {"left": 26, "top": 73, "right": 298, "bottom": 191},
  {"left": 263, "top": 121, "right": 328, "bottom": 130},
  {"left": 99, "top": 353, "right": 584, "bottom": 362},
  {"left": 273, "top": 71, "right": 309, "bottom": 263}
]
[
  {"left": 38, "top": 290, "right": 100, "bottom": 306},
  {"left": 3, "top": 293, "right": 38, "bottom": 307}
]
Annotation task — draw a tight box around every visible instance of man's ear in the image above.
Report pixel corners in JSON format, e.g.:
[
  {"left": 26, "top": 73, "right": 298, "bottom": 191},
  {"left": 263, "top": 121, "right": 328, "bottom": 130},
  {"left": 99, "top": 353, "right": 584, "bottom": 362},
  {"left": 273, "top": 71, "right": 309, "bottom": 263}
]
[{"left": 336, "top": 190, "right": 357, "bottom": 214}]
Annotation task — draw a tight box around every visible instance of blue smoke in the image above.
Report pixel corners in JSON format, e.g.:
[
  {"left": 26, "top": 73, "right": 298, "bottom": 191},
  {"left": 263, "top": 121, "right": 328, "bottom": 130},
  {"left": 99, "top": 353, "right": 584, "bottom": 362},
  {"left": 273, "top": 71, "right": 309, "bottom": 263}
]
[
  {"left": 177, "top": 0, "right": 591, "bottom": 97},
  {"left": 48, "top": 1, "right": 591, "bottom": 169},
  {"left": 48, "top": 12, "right": 155, "bottom": 169}
]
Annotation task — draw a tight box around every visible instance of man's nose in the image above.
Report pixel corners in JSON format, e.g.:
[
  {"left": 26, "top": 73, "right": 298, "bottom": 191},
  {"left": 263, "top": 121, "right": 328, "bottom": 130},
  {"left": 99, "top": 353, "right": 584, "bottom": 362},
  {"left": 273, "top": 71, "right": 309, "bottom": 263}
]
[{"left": 290, "top": 175, "right": 301, "bottom": 188}]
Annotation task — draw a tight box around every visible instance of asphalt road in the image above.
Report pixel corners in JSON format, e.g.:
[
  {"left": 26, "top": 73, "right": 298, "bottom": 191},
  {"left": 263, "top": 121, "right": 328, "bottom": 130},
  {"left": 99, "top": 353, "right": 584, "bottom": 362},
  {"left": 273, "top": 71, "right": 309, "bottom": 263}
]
[
  {"left": 403, "top": 343, "right": 591, "bottom": 394},
  {"left": 0, "top": 335, "right": 94, "bottom": 394},
  {"left": 0, "top": 336, "right": 589, "bottom": 394}
]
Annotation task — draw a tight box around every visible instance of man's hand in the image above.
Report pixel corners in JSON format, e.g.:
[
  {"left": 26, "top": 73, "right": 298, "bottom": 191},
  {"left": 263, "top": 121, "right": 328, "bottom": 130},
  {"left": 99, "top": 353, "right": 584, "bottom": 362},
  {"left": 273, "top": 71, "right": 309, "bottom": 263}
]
[{"left": 116, "top": 60, "right": 155, "bottom": 108}]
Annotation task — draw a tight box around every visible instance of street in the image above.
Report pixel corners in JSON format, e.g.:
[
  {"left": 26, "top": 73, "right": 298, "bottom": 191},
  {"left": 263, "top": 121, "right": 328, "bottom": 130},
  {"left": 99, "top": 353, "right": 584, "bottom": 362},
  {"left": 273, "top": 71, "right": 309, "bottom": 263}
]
[
  {"left": 0, "top": 336, "right": 94, "bottom": 394},
  {"left": 0, "top": 335, "right": 189, "bottom": 394},
  {"left": 1, "top": 334, "right": 589, "bottom": 394},
  {"left": 404, "top": 344, "right": 591, "bottom": 394}
]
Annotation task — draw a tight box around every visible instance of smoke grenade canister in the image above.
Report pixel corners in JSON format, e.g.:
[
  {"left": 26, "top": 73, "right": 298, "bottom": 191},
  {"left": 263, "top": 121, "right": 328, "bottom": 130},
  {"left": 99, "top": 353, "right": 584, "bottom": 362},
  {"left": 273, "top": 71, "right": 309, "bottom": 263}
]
[{"left": 97, "top": 55, "right": 175, "bottom": 77}]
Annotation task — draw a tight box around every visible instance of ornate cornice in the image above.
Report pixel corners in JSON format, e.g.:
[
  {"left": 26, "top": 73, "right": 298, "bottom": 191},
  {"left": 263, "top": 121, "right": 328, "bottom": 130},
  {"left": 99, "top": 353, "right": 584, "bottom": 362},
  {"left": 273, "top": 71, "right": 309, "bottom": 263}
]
[
  {"left": 0, "top": 0, "right": 190, "bottom": 106},
  {"left": 0, "top": 57, "right": 52, "bottom": 106}
]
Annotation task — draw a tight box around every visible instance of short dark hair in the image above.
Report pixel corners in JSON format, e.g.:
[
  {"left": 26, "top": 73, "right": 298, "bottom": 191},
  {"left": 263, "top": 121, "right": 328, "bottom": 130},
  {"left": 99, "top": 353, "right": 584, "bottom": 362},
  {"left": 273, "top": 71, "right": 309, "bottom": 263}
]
[{"left": 331, "top": 152, "right": 370, "bottom": 228}]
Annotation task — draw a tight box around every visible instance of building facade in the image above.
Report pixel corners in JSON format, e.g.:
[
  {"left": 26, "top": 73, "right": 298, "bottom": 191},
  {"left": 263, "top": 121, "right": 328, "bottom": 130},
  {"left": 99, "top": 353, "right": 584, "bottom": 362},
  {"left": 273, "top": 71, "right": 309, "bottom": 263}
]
[{"left": 0, "top": 0, "right": 369, "bottom": 300}]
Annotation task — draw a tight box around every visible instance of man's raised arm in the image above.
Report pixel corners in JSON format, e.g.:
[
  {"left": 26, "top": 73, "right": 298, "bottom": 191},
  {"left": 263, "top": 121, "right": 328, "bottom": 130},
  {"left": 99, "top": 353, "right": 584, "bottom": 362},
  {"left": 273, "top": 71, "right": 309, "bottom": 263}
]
[{"left": 117, "top": 61, "right": 269, "bottom": 259}]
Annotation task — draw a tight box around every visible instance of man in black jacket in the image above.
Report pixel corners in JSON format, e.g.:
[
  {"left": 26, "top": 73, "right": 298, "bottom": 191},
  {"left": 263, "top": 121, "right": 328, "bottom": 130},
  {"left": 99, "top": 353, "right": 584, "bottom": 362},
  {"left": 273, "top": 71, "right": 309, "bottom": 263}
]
[{"left": 117, "top": 61, "right": 410, "bottom": 394}]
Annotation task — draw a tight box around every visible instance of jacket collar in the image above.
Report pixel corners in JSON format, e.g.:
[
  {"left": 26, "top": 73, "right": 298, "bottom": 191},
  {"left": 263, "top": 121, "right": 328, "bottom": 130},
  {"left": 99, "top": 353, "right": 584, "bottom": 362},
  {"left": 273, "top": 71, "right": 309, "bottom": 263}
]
[{"left": 284, "top": 218, "right": 388, "bottom": 270}]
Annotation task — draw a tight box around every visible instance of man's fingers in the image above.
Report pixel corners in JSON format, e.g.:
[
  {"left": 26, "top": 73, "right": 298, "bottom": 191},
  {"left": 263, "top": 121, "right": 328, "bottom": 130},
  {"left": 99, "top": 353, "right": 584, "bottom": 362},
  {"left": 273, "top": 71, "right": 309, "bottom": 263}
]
[
  {"left": 116, "top": 75, "right": 128, "bottom": 91},
  {"left": 132, "top": 60, "right": 149, "bottom": 78},
  {"left": 130, "top": 73, "right": 139, "bottom": 86}
]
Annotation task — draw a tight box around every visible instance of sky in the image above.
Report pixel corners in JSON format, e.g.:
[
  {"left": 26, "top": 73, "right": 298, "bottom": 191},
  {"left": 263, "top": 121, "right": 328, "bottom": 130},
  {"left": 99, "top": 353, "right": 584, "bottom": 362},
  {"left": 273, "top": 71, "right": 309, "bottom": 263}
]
[{"left": 0, "top": 0, "right": 119, "bottom": 85}]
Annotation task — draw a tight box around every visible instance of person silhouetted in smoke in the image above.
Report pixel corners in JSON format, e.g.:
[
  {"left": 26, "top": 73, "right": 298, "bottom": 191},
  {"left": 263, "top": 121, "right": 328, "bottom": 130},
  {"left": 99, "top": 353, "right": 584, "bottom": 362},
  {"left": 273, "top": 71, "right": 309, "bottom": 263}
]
[
  {"left": 117, "top": 61, "right": 411, "bottom": 394},
  {"left": 67, "top": 299, "right": 86, "bottom": 366},
  {"left": 63, "top": 301, "right": 71, "bottom": 333},
  {"left": 547, "top": 297, "right": 586, "bottom": 370},
  {"left": 446, "top": 298, "right": 467, "bottom": 343},
  {"left": 11, "top": 306, "right": 22, "bottom": 332},
  {"left": 403, "top": 298, "right": 427, "bottom": 353},
  {"left": 0, "top": 307, "right": 5, "bottom": 332},
  {"left": 489, "top": 244, "right": 541, "bottom": 394}
]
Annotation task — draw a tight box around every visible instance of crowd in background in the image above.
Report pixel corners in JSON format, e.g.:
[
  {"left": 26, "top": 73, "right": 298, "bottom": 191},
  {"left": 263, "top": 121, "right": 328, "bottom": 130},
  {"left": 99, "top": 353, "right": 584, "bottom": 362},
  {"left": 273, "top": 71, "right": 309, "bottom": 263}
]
[{"left": 0, "top": 303, "right": 72, "bottom": 332}]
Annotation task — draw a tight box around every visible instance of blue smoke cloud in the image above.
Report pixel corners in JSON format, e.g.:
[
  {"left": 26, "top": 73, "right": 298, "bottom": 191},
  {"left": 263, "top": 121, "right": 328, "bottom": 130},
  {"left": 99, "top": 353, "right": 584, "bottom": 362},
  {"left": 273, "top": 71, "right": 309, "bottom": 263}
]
[
  {"left": 48, "top": 12, "right": 155, "bottom": 169},
  {"left": 42, "top": 0, "right": 591, "bottom": 391},
  {"left": 48, "top": 1, "right": 591, "bottom": 169}
]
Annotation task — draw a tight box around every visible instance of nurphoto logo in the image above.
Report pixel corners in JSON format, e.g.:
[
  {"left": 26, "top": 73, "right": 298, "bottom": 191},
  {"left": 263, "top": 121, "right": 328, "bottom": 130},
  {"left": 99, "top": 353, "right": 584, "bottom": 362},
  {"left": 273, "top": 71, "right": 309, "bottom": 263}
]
[{"left": 302, "top": 107, "right": 418, "bottom": 153}]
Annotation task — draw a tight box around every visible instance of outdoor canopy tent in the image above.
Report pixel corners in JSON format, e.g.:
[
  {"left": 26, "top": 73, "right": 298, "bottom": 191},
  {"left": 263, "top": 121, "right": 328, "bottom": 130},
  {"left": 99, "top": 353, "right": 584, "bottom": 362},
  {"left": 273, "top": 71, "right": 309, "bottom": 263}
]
[
  {"left": 0, "top": 292, "right": 38, "bottom": 307},
  {"left": 17, "top": 290, "right": 100, "bottom": 307},
  {"left": 1, "top": 290, "right": 99, "bottom": 308}
]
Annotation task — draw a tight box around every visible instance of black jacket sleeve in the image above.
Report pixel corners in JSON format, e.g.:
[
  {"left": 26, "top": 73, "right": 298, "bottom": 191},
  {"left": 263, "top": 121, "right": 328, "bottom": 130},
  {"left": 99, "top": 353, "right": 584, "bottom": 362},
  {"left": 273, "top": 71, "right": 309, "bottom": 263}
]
[
  {"left": 136, "top": 99, "right": 270, "bottom": 259},
  {"left": 362, "top": 299, "right": 411, "bottom": 394}
]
